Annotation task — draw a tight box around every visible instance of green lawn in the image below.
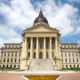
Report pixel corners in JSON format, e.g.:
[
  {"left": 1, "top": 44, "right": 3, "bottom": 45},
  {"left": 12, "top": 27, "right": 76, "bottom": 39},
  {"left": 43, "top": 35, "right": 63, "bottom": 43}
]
[
  {"left": 0, "top": 68, "right": 19, "bottom": 71},
  {"left": 59, "top": 68, "right": 80, "bottom": 72}
]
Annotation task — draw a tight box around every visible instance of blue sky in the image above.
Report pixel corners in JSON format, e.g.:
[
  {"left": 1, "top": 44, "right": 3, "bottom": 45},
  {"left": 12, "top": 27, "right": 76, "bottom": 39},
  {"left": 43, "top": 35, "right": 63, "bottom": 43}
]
[{"left": 0, "top": 0, "right": 80, "bottom": 47}]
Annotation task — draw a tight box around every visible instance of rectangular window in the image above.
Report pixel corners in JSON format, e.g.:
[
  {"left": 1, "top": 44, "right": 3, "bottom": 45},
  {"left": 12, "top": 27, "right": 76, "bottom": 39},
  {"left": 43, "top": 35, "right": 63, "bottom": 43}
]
[
  {"left": 40, "top": 42, "right": 42, "bottom": 49},
  {"left": 11, "top": 58, "right": 13, "bottom": 62},
  {"left": 28, "top": 52, "right": 30, "bottom": 57},
  {"left": 46, "top": 52, "right": 48, "bottom": 58},
  {"left": 34, "top": 42, "right": 36, "bottom": 49},
  {"left": 52, "top": 52, "right": 54, "bottom": 58},
  {"left": 33, "top": 52, "right": 36, "bottom": 58},
  {"left": 46, "top": 42, "right": 48, "bottom": 49},
  {"left": 52, "top": 42, "right": 54, "bottom": 49},
  {"left": 28, "top": 43, "right": 30, "bottom": 49}
]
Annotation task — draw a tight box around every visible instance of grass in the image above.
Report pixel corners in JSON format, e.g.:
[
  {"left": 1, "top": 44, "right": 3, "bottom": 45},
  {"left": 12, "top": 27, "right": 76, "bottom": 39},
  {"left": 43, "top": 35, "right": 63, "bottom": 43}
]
[
  {"left": 59, "top": 68, "right": 80, "bottom": 72},
  {"left": 0, "top": 68, "right": 19, "bottom": 71},
  {"left": 24, "top": 75, "right": 59, "bottom": 80}
]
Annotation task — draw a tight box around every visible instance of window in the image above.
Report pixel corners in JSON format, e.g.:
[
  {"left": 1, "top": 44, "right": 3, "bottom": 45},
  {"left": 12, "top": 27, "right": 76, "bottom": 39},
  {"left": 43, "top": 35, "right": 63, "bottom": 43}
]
[
  {"left": 19, "top": 59, "right": 20, "bottom": 62},
  {"left": 52, "top": 42, "right": 54, "bottom": 49},
  {"left": 77, "top": 59, "right": 78, "bottom": 62},
  {"left": 10, "top": 65, "right": 12, "bottom": 68},
  {"left": 14, "top": 65, "right": 16, "bottom": 68},
  {"left": 15, "top": 53, "right": 17, "bottom": 57},
  {"left": 79, "top": 52, "right": 80, "bottom": 57},
  {"left": 7, "top": 65, "right": 8, "bottom": 68},
  {"left": 61, "top": 54, "right": 63, "bottom": 57},
  {"left": 8, "top": 53, "right": 10, "bottom": 57},
  {"left": 70, "top": 65, "right": 72, "bottom": 68},
  {"left": 16, "top": 46, "right": 18, "bottom": 48},
  {"left": 18, "top": 65, "right": 20, "bottom": 68},
  {"left": 62, "top": 59, "right": 63, "bottom": 63},
  {"left": 7, "top": 58, "right": 9, "bottom": 62},
  {"left": 52, "top": 52, "right": 54, "bottom": 58},
  {"left": 74, "top": 65, "right": 75, "bottom": 68},
  {"left": 77, "top": 65, "right": 79, "bottom": 68},
  {"left": 66, "top": 65, "right": 68, "bottom": 68},
  {"left": 11, "top": 58, "right": 13, "bottom": 62},
  {"left": 4, "top": 53, "right": 6, "bottom": 56},
  {"left": 69, "top": 53, "right": 70, "bottom": 57},
  {"left": 34, "top": 42, "right": 36, "bottom": 49},
  {"left": 12, "top": 53, "right": 13, "bottom": 57},
  {"left": 65, "top": 58, "right": 67, "bottom": 62},
  {"left": 19, "top": 54, "right": 21, "bottom": 57},
  {"left": 46, "top": 52, "right": 48, "bottom": 59},
  {"left": 73, "top": 58, "right": 74, "bottom": 62},
  {"left": 46, "top": 42, "right": 48, "bottom": 49},
  {"left": 28, "top": 43, "right": 30, "bottom": 49},
  {"left": 28, "top": 52, "right": 30, "bottom": 57},
  {"left": 4, "top": 59, "right": 5, "bottom": 62},
  {"left": 72, "top": 53, "right": 74, "bottom": 57},
  {"left": 69, "top": 58, "right": 71, "bottom": 62},
  {"left": 33, "top": 52, "right": 36, "bottom": 58},
  {"left": 15, "top": 59, "right": 16, "bottom": 62},
  {"left": 40, "top": 42, "right": 42, "bottom": 49},
  {"left": 65, "top": 53, "right": 67, "bottom": 57}
]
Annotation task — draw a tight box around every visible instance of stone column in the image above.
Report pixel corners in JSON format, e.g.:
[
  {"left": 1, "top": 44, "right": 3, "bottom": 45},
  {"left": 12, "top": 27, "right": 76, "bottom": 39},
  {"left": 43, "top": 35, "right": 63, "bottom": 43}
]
[
  {"left": 36, "top": 37, "right": 39, "bottom": 59},
  {"left": 25, "top": 38, "right": 28, "bottom": 58},
  {"left": 49, "top": 37, "right": 52, "bottom": 59},
  {"left": 55, "top": 37, "right": 58, "bottom": 57},
  {"left": 30, "top": 37, "right": 33, "bottom": 59},
  {"left": 22, "top": 38, "right": 27, "bottom": 58},
  {"left": 43, "top": 37, "right": 46, "bottom": 58}
]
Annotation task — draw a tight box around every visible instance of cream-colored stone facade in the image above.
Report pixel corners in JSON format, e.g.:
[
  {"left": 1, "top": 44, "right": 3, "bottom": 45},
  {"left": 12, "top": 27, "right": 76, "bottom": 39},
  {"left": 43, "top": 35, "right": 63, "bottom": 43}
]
[
  {"left": 0, "top": 44, "right": 21, "bottom": 69},
  {"left": 0, "top": 11, "right": 80, "bottom": 70}
]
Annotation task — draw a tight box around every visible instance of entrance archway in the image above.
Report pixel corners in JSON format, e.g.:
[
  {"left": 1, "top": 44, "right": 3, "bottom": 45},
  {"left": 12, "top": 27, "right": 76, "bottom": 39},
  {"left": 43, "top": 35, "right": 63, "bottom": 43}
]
[{"left": 39, "top": 52, "right": 43, "bottom": 59}]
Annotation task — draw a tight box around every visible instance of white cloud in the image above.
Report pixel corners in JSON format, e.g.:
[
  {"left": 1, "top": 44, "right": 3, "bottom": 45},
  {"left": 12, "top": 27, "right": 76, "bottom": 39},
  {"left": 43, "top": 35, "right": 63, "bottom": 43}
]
[
  {"left": 77, "top": 40, "right": 80, "bottom": 46},
  {"left": 0, "top": 25, "right": 21, "bottom": 48},
  {"left": 68, "top": 0, "right": 80, "bottom": 3},
  {"left": 74, "top": 27, "right": 80, "bottom": 34}
]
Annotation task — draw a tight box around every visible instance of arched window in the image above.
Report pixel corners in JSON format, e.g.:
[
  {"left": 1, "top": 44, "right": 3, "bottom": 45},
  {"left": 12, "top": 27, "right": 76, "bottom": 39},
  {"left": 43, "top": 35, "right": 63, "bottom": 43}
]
[
  {"left": 4, "top": 59, "right": 5, "bottom": 62},
  {"left": 33, "top": 52, "right": 36, "bottom": 58}
]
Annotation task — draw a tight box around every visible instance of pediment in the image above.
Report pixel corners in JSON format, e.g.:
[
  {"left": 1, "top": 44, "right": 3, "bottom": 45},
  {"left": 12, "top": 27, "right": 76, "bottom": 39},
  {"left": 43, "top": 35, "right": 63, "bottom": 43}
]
[{"left": 25, "top": 26, "right": 58, "bottom": 33}]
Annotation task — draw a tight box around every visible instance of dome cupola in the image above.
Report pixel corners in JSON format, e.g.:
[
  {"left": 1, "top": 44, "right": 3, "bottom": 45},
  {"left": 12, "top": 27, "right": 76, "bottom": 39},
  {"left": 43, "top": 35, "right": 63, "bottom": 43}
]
[{"left": 33, "top": 10, "right": 49, "bottom": 26}]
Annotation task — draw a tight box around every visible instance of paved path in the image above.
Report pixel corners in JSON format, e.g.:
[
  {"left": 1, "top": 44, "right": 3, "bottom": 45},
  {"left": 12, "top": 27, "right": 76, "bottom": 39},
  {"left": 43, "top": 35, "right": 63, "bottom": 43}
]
[
  {"left": 0, "top": 72, "right": 25, "bottom": 80},
  {"left": 60, "top": 72, "right": 80, "bottom": 80},
  {"left": 0, "top": 72, "right": 80, "bottom": 80}
]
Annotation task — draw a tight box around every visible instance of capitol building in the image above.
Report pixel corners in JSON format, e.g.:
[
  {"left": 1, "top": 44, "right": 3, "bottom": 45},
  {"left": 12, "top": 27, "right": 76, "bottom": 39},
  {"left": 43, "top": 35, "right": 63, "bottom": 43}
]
[{"left": 0, "top": 10, "right": 80, "bottom": 71}]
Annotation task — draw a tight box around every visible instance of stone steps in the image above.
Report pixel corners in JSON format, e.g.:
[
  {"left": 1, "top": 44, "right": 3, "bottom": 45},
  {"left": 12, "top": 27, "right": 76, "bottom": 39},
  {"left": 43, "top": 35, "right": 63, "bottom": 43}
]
[{"left": 29, "top": 59, "right": 54, "bottom": 71}]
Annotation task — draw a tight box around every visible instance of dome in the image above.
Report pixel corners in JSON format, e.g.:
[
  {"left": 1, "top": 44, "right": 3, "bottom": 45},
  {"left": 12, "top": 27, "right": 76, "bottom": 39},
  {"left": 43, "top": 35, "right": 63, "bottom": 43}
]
[{"left": 33, "top": 10, "right": 49, "bottom": 26}]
